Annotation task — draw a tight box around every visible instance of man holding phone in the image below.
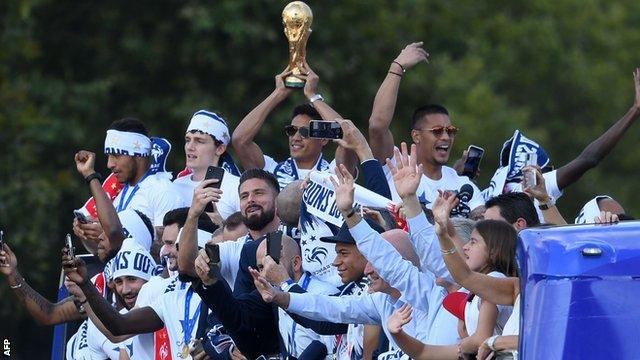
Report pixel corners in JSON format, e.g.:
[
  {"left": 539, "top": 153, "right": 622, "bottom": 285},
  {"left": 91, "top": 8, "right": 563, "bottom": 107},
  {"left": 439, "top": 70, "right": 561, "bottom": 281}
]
[
  {"left": 232, "top": 62, "right": 346, "bottom": 189},
  {"left": 173, "top": 110, "right": 241, "bottom": 220}
]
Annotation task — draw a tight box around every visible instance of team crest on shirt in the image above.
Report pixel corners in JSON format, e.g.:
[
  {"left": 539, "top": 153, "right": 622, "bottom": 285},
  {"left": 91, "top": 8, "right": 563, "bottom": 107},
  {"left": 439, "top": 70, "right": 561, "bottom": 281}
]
[{"left": 304, "top": 246, "right": 328, "bottom": 265}]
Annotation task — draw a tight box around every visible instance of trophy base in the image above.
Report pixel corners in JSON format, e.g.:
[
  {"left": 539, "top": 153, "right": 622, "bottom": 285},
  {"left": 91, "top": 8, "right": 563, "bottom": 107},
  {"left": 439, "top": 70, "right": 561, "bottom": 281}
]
[{"left": 285, "top": 76, "right": 305, "bottom": 88}]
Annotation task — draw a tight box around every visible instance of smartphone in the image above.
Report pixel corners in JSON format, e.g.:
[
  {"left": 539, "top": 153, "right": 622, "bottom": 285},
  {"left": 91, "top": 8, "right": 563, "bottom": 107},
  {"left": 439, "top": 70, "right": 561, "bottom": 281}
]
[
  {"left": 522, "top": 152, "right": 538, "bottom": 189},
  {"left": 73, "top": 210, "right": 89, "bottom": 224},
  {"left": 66, "top": 233, "right": 74, "bottom": 257},
  {"left": 205, "top": 243, "right": 220, "bottom": 264},
  {"left": 462, "top": 145, "right": 484, "bottom": 179},
  {"left": 308, "top": 120, "right": 343, "bottom": 139},
  {"left": 204, "top": 166, "right": 225, "bottom": 212},
  {"left": 266, "top": 231, "right": 283, "bottom": 264}
]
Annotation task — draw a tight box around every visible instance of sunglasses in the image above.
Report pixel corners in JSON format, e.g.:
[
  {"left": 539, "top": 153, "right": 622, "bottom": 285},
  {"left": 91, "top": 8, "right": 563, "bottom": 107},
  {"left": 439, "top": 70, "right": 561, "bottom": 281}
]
[
  {"left": 283, "top": 125, "right": 310, "bottom": 138},
  {"left": 414, "top": 125, "right": 459, "bottom": 137}
]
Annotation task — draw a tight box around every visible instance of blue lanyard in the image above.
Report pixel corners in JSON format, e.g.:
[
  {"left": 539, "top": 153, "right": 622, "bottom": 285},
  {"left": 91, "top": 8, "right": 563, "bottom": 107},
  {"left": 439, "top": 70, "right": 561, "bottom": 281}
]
[
  {"left": 289, "top": 272, "right": 312, "bottom": 355},
  {"left": 182, "top": 287, "right": 201, "bottom": 347},
  {"left": 116, "top": 171, "right": 151, "bottom": 212}
]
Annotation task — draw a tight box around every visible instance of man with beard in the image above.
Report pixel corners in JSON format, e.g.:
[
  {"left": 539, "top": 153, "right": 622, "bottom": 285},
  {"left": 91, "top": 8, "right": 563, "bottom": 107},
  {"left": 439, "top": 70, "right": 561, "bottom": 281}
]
[
  {"left": 178, "top": 168, "right": 281, "bottom": 289},
  {"left": 368, "top": 43, "right": 484, "bottom": 217}
]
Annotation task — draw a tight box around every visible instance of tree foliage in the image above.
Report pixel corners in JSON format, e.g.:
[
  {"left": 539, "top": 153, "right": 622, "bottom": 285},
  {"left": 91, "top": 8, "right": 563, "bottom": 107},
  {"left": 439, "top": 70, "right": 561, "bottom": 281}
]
[{"left": 1, "top": 0, "right": 640, "bottom": 356}]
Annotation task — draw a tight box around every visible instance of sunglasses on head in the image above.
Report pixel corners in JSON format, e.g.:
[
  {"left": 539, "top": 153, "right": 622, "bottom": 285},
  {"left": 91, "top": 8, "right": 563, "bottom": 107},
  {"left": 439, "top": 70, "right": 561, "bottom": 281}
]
[
  {"left": 283, "top": 125, "right": 309, "bottom": 138},
  {"left": 414, "top": 125, "right": 459, "bottom": 137}
]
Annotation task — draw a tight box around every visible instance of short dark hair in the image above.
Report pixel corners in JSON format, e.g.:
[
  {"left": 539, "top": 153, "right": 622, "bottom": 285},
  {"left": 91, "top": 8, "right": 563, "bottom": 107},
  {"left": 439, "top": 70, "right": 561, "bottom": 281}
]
[
  {"left": 163, "top": 207, "right": 190, "bottom": 227},
  {"left": 292, "top": 104, "right": 321, "bottom": 121},
  {"left": 108, "top": 118, "right": 149, "bottom": 136},
  {"left": 187, "top": 129, "right": 224, "bottom": 147},
  {"left": 223, "top": 211, "right": 245, "bottom": 230},
  {"left": 411, "top": 104, "right": 450, "bottom": 129},
  {"left": 133, "top": 210, "right": 154, "bottom": 241},
  {"left": 239, "top": 168, "right": 280, "bottom": 194},
  {"left": 485, "top": 192, "right": 540, "bottom": 227}
]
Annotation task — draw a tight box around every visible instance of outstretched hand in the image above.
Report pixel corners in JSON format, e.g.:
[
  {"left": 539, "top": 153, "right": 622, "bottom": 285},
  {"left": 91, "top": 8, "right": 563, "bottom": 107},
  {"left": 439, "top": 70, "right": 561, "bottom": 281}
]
[
  {"left": 0, "top": 243, "right": 18, "bottom": 277},
  {"left": 275, "top": 67, "right": 294, "bottom": 96},
  {"left": 190, "top": 180, "right": 223, "bottom": 217},
  {"left": 62, "top": 247, "right": 88, "bottom": 285},
  {"left": 330, "top": 164, "right": 355, "bottom": 213},
  {"left": 432, "top": 191, "right": 459, "bottom": 236},
  {"left": 249, "top": 267, "right": 278, "bottom": 303},
  {"left": 522, "top": 165, "right": 550, "bottom": 202},
  {"left": 332, "top": 119, "right": 372, "bottom": 158},
  {"left": 75, "top": 150, "right": 97, "bottom": 178},
  {"left": 387, "top": 303, "right": 413, "bottom": 335},
  {"left": 394, "top": 42, "right": 430, "bottom": 70},
  {"left": 386, "top": 143, "right": 424, "bottom": 199}
]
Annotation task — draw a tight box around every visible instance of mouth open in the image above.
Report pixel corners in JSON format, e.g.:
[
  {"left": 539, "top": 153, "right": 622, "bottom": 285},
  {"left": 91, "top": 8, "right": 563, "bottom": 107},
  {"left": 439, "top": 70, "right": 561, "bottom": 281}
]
[
  {"left": 245, "top": 205, "right": 263, "bottom": 216},
  {"left": 435, "top": 144, "right": 450, "bottom": 154}
]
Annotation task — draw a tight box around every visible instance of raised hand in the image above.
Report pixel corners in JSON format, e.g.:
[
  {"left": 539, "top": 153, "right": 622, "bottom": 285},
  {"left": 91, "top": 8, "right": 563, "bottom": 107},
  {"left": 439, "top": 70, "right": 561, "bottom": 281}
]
[
  {"left": 62, "top": 248, "right": 88, "bottom": 285},
  {"left": 64, "top": 277, "right": 85, "bottom": 300},
  {"left": 275, "top": 67, "right": 294, "bottom": 97},
  {"left": 249, "top": 267, "right": 278, "bottom": 303},
  {"left": 0, "top": 243, "right": 18, "bottom": 277},
  {"left": 394, "top": 42, "right": 430, "bottom": 70},
  {"left": 332, "top": 119, "right": 374, "bottom": 160},
  {"left": 261, "top": 255, "right": 291, "bottom": 285},
  {"left": 522, "top": 165, "right": 550, "bottom": 202},
  {"left": 74, "top": 150, "right": 97, "bottom": 178},
  {"left": 190, "top": 179, "right": 223, "bottom": 217},
  {"left": 194, "top": 248, "right": 217, "bottom": 286},
  {"left": 432, "top": 191, "right": 459, "bottom": 236},
  {"left": 387, "top": 302, "right": 413, "bottom": 335},
  {"left": 330, "top": 164, "right": 356, "bottom": 213},
  {"left": 386, "top": 143, "right": 424, "bottom": 199},
  {"left": 300, "top": 61, "right": 320, "bottom": 99}
]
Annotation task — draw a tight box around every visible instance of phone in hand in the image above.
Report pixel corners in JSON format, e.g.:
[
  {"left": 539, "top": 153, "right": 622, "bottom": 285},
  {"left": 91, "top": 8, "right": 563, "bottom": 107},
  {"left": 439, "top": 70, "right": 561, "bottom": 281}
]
[
  {"left": 204, "top": 243, "right": 221, "bottom": 279},
  {"left": 462, "top": 145, "right": 484, "bottom": 179},
  {"left": 266, "top": 231, "right": 283, "bottom": 264},
  {"left": 308, "top": 120, "right": 343, "bottom": 139},
  {"left": 522, "top": 152, "right": 538, "bottom": 189},
  {"left": 66, "top": 234, "right": 75, "bottom": 258},
  {"left": 73, "top": 210, "right": 89, "bottom": 224},
  {"left": 204, "top": 166, "right": 225, "bottom": 212}
]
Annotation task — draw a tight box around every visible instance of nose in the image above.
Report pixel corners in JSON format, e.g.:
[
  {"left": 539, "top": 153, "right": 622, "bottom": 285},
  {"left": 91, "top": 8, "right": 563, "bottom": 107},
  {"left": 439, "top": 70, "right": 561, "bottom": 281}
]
[
  {"left": 107, "top": 155, "right": 116, "bottom": 170},
  {"left": 121, "top": 281, "right": 131, "bottom": 295},
  {"left": 331, "top": 257, "right": 340, "bottom": 268},
  {"left": 185, "top": 139, "right": 195, "bottom": 151}
]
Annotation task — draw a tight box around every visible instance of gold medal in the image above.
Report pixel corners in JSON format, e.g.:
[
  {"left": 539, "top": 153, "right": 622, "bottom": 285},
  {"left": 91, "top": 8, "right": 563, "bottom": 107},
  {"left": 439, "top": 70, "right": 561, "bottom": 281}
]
[{"left": 180, "top": 343, "right": 190, "bottom": 358}]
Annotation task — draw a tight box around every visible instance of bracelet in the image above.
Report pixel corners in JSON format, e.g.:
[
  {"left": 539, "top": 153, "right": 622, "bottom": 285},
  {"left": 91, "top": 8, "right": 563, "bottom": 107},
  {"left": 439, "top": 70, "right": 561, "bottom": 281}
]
[
  {"left": 84, "top": 172, "right": 103, "bottom": 184},
  {"left": 538, "top": 197, "right": 556, "bottom": 210},
  {"left": 345, "top": 208, "right": 356, "bottom": 218},
  {"left": 392, "top": 60, "right": 406, "bottom": 73},
  {"left": 440, "top": 247, "right": 457, "bottom": 255},
  {"left": 486, "top": 335, "right": 500, "bottom": 351},
  {"left": 388, "top": 71, "right": 403, "bottom": 77},
  {"left": 10, "top": 282, "right": 23, "bottom": 289}
]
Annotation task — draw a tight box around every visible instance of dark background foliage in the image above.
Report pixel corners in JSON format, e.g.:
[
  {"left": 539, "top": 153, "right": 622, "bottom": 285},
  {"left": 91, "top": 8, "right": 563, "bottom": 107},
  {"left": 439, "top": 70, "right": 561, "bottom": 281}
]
[{"left": 1, "top": 1, "right": 639, "bottom": 357}]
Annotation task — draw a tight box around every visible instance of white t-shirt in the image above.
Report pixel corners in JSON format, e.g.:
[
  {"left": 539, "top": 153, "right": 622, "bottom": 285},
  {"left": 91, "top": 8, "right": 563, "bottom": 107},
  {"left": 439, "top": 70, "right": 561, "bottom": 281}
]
[
  {"left": 464, "top": 272, "right": 513, "bottom": 336},
  {"left": 217, "top": 235, "right": 252, "bottom": 290},
  {"left": 263, "top": 154, "right": 336, "bottom": 190},
  {"left": 172, "top": 170, "right": 241, "bottom": 220},
  {"left": 129, "top": 275, "right": 176, "bottom": 360},
  {"left": 86, "top": 309, "right": 134, "bottom": 360},
  {"left": 113, "top": 173, "right": 182, "bottom": 226},
  {"left": 383, "top": 163, "right": 484, "bottom": 217},
  {"left": 148, "top": 278, "right": 203, "bottom": 360}
]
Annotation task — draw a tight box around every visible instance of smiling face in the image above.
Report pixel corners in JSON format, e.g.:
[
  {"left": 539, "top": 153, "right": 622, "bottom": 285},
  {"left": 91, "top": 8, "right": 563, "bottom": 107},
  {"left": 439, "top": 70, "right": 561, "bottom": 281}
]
[
  {"left": 288, "top": 114, "right": 326, "bottom": 166},
  {"left": 364, "top": 262, "right": 391, "bottom": 294},
  {"left": 113, "top": 275, "right": 146, "bottom": 309},
  {"left": 161, "top": 223, "right": 179, "bottom": 271},
  {"left": 332, "top": 243, "right": 367, "bottom": 284},
  {"left": 463, "top": 229, "right": 491, "bottom": 273},
  {"left": 184, "top": 131, "right": 225, "bottom": 175},
  {"left": 411, "top": 113, "right": 454, "bottom": 166},
  {"left": 239, "top": 178, "right": 277, "bottom": 231}
]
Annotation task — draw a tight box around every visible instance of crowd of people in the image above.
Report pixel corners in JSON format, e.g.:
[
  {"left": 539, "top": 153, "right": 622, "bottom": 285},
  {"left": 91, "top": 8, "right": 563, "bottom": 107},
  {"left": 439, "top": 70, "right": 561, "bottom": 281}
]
[{"left": 1, "top": 42, "right": 639, "bottom": 360}]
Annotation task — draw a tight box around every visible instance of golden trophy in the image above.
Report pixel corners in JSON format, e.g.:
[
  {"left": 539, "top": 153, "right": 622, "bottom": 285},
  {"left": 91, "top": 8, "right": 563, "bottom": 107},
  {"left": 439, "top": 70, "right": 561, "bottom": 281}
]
[{"left": 282, "top": 1, "right": 313, "bottom": 88}]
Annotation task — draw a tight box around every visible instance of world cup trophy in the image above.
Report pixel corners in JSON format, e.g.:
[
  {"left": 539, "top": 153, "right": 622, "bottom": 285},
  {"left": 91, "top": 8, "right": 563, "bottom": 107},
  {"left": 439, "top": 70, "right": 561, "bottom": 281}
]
[{"left": 282, "top": 1, "right": 313, "bottom": 88}]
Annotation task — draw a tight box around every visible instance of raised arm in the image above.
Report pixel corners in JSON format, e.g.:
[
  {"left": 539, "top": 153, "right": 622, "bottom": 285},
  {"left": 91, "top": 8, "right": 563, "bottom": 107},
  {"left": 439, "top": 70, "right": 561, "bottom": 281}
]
[
  {"left": 523, "top": 165, "right": 567, "bottom": 225},
  {"left": 556, "top": 68, "right": 640, "bottom": 190},
  {"left": 232, "top": 69, "right": 293, "bottom": 170},
  {"left": 369, "top": 42, "right": 429, "bottom": 162},
  {"left": 75, "top": 150, "right": 126, "bottom": 248},
  {"left": 178, "top": 179, "right": 222, "bottom": 276},
  {"left": 63, "top": 251, "right": 164, "bottom": 335}
]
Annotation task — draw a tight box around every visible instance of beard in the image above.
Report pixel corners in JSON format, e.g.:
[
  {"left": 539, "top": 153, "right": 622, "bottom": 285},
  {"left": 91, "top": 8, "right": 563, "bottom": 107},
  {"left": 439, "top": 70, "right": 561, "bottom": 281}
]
[{"left": 242, "top": 205, "right": 276, "bottom": 231}]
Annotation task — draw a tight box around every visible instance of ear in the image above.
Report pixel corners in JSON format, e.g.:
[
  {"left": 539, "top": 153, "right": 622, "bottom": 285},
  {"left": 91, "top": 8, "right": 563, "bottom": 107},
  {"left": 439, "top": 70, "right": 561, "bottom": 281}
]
[
  {"left": 215, "top": 143, "right": 227, "bottom": 156},
  {"left": 410, "top": 129, "right": 422, "bottom": 144},
  {"left": 514, "top": 218, "right": 527, "bottom": 231},
  {"left": 293, "top": 255, "right": 302, "bottom": 273}
]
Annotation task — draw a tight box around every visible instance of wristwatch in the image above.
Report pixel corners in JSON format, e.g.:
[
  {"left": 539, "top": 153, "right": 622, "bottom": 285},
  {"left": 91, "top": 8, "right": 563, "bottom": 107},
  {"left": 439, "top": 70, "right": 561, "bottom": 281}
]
[
  {"left": 308, "top": 93, "right": 324, "bottom": 105},
  {"left": 279, "top": 279, "right": 295, "bottom": 291},
  {"left": 538, "top": 196, "right": 556, "bottom": 210},
  {"left": 486, "top": 335, "right": 500, "bottom": 351}
]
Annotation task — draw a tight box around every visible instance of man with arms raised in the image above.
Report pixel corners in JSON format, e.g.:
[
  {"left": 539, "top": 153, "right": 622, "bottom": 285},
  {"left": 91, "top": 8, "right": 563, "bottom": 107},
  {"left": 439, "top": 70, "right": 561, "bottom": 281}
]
[{"left": 369, "top": 43, "right": 484, "bottom": 217}]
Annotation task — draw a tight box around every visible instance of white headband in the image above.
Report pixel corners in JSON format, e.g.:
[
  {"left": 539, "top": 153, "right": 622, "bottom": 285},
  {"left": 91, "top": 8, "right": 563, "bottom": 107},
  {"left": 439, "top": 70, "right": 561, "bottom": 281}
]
[
  {"left": 104, "top": 129, "right": 152, "bottom": 157},
  {"left": 176, "top": 227, "right": 213, "bottom": 248},
  {"left": 574, "top": 195, "right": 612, "bottom": 224},
  {"left": 118, "top": 209, "right": 153, "bottom": 250},
  {"left": 111, "top": 244, "right": 156, "bottom": 281},
  {"left": 187, "top": 110, "right": 231, "bottom": 145}
]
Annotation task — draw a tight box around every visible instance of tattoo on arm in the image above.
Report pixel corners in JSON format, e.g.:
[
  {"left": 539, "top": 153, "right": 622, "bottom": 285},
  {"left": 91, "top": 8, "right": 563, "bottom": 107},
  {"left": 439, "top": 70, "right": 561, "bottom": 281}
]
[{"left": 13, "top": 279, "right": 82, "bottom": 325}]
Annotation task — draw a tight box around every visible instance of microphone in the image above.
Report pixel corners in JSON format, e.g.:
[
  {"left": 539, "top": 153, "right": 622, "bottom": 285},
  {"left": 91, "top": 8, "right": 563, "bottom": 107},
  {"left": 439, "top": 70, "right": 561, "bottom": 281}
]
[{"left": 457, "top": 184, "right": 474, "bottom": 203}]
